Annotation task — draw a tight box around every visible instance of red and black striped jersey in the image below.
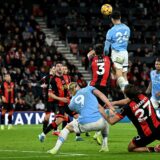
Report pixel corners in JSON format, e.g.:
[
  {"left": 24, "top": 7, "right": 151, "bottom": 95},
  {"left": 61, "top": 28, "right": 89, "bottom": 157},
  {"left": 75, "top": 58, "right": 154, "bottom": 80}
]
[
  {"left": 63, "top": 74, "right": 71, "bottom": 84},
  {"left": 40, "top": 74, "right": 54, "bottom": 102},
  {"left": 1, "top": 81, "right": 15, "bottom": 103},
  {"left": 50, "top": 75, "right": 70, "bottom": 106},
  {"left": 90, "top": 55, "right": 111, "bottom": 87},
  {"left": 117, "top": 94, "right": 160, "bottom": 137}
]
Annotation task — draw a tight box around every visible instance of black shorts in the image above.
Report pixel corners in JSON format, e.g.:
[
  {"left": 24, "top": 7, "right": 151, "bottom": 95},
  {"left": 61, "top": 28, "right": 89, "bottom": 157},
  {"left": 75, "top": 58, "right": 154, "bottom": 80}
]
[
  {"left": 45, "top": 102, "right": 57, "bottom": 113},
  {"left": 94, "top": 85, "right": 108, "bottom": 106},
  {"left": 57, "top": 105, "right": 76, "bottom": 117},
  {"left": 2, "top": 103, "right": 14, "bottom": 111},
  {"left": 132, "top": 127, "right": 160, "bottom": 147}
]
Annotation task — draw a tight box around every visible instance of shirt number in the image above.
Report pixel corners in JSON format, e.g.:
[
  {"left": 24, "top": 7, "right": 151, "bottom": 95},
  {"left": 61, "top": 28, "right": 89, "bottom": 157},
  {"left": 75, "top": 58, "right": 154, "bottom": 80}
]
[
  {"left": 116, "top": 31, "right": 129, "bottom": 43},
  {"left": 135, "top": 100, "right": 152, "bottom": 122},
  {"left": 75, "top": 95, "right": 84, "bottom": 107},
  {"left": 97, "top": 63, "right": 105, "bottom": 75}
]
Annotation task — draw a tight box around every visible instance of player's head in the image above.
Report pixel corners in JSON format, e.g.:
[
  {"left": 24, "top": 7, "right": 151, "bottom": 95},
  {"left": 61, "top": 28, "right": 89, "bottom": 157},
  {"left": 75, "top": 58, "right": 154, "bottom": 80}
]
[
  {"left": 50, "top": 65, "right": 55, "bottom": 75},
  {"left": 4, "top": 74, "right": 11, "bottom": 82},
  {"left": 94, "top": 44, "right": 103, "bottom": 56},
  {"left": 110, "top": 10, "right": 121, "bottom": 24},
  {"left": 155, "top": 57, "right": 160, "bottom": 71},
  {"left": 55, "top": 62, "right": 63, "bottom": 75},
  {"left": 68, "top": 82, "right": 80, "bottom": 96},
  {"left": 124, "top": 84, "right": 142, "bottom": 100},
  {"left": 63, "top": 65, "right": 69, "bottom": 74}
]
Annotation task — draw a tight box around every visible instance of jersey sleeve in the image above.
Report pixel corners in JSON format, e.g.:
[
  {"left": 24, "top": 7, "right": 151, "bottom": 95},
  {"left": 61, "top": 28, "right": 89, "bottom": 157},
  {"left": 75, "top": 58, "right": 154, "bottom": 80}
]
[
  {"left": 87, "top": 86, "right": 96, "bottom": 92},
  {"left": 104, "top": 30, "right": 112, "bottom": 55},
  {"left": 68, "top": 98, "right": 75, "bottom": 111},
  {"left": 116, "top": 105, "right": 128, "bottom": 119}
]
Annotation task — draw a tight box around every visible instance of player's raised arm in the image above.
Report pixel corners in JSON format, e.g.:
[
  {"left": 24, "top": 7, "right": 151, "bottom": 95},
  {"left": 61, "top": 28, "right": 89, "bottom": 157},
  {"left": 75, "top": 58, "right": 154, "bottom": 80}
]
[
  {"left": 87, "top": 50, "right": 96, "bottom": 60},
  {"left": 146, "top": 82, "right": 152, "bottom": 95}
]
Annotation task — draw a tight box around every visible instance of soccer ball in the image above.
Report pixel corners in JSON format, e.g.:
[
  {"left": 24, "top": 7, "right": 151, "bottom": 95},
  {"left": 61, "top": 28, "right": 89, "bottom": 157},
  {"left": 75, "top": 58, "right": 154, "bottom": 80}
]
[{"left": 101, "top": 4, "right": 113, "bottom": 16}]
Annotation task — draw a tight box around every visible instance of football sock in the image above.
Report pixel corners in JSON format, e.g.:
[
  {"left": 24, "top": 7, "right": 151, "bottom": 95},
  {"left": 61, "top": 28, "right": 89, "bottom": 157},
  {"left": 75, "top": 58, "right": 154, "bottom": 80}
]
[
  {"left": 43, "top": 120, "right": 49, "bottom": 132},
  {"left": 8, "top": 115, "right": 12, "bottom": 124},
  {"left": 76, "top": 133, "right": 81, "bottom": 137},
  {"left": 44, "top": 122, "right": 57, "bottom": 134},
  {"left": 1, "top": 114, "right": 5, "bottom": 125},
  {"left": 62, "top": 120, "right": 68, "bottom": 129},
  {"left": 102, "top": 137, "right": 108, "bottom": 147},
  {"left": 54, "top": 128, "right": 70, "bottom": 151}
]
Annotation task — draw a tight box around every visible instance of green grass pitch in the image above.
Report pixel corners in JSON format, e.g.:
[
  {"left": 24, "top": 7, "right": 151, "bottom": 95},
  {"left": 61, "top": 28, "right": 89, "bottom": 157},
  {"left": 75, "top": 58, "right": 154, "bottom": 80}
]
[{"left": 0, "top": 123, "right": 160, "bottom": 160}]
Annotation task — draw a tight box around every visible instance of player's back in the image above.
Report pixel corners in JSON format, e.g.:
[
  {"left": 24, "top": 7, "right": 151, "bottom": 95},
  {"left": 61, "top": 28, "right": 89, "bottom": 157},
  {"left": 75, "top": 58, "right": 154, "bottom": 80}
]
[
  {"left": 150, "top": 70, "right": 160, "bottom": 101},
  {"left": 125, "top": 94, "right": 160, "bottom": 136},
  {"left": 108, "top": 23, "right": 130, "bottom": 51},
  {"left": 90, "top": 55, "right": 111, "bottom": 87},
  {"left": 69, "top": 86, "right": 102, "bottom": 124}
]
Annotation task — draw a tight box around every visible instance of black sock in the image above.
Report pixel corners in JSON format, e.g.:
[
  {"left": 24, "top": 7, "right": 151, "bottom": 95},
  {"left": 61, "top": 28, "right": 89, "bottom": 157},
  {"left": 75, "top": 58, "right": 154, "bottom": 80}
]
[
  {"left": 62, "top": 120, "right": 67, "bottom": 129},
  {"left": 44, "top": 122, "right": 57, "bottom": 135},
  {"left": 76, "top": 133, "right": 81, "bottom": 137},
  {"left": 8, "top": 115, "right": 12, "bottom": 124},
  {"left": 43, "top": 120, "right": 49, "bottom": 132},
  {"left": 1, "top": 115, "right": 5, "bottom": 125}
]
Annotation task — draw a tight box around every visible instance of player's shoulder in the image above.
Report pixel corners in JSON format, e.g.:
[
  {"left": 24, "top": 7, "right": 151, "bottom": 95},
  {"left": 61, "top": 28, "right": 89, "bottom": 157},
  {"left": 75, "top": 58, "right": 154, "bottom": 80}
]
[{"left": 151, "top": 70, "right": 156, "bottom": 75}]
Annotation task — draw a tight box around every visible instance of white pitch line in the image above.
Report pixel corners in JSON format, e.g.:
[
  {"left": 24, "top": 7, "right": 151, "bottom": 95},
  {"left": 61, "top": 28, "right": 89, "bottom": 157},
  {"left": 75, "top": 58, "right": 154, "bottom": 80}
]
[
  {"left": 0, "top": 149, "right": 46, "bottom": 154},
  {"left": 0, "top": 149, "right": 87, "bottom": 156},
  {"left": 0, "top": 156, "right": 49, "bottom": 159}
]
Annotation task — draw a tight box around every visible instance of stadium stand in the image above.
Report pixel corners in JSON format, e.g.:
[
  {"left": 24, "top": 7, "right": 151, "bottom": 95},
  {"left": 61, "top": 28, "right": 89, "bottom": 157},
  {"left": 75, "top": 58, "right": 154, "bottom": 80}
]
[{"left": 0, "top": 0, "right": 159, "bottom": 109}]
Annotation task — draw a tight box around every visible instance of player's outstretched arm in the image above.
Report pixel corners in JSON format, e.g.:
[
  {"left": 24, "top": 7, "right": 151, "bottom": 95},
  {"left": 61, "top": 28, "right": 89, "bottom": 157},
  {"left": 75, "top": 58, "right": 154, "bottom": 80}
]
[
  {"left": 111, "top": 98, "right": 130, "bottom": 106},
  {"left": 98, "top": 104, "right": 120, "bottom": 125},
  {"left": 93, "top": 89, "right": 114, "bottom": 111}
]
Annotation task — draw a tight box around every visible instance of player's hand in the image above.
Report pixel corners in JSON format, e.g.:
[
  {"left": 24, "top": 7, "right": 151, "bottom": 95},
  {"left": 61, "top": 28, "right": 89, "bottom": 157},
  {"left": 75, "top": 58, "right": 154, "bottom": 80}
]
[
  {"left": 2, "top": 96, "right": 7, "bottom": 103},
  {"left": 60, "top": 97, "right": 69, "bottom": 103}
]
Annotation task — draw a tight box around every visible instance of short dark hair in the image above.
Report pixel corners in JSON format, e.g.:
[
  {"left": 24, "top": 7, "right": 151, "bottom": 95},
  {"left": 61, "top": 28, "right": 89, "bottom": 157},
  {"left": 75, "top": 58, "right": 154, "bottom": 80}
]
[
  {"left": 110, "top": 10, "right": 121, "bottom": 20},
  {"left": 94, "top": 44, "right": 103, "bottom": 55},
  {"left": 124, "top": 84, "right": 142, "bottom": 100},
  {"left": 55, "top": 61, "right": 62, "bottom": 66},
  {"left": 156, "top": 57, "right": 160, "bottom": 62}
]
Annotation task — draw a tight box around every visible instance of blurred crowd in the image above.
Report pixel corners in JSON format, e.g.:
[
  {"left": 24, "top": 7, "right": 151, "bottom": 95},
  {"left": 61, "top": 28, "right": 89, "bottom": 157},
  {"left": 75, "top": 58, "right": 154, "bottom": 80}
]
[
  {"left": 0, "top": 0, "right": 159, "bottom": 111},
  {"left": 0, "top": 1, "right": 85, "bottom": 111},
  {"left": 42, "top": 0, "right": 159, "bottom": 100}
]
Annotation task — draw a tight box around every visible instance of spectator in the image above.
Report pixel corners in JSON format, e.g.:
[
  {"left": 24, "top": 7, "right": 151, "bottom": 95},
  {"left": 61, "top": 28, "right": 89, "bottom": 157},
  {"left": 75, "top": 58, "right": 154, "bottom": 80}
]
[{"left": 35, "top": 99, "right": 45, "bottom": 111}]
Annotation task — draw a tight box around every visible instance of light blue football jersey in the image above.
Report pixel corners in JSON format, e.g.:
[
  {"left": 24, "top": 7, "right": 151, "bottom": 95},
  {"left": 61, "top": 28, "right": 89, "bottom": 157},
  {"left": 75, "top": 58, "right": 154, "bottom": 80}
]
[
  {"left": 150, "top": 70, "right": 160, "bottom": 101},
  {"left": 104, "top": 23, "right": 130, "bottom": 54},
  {"left": 69, "top": 86, "right": 102, "bottom": 124}
]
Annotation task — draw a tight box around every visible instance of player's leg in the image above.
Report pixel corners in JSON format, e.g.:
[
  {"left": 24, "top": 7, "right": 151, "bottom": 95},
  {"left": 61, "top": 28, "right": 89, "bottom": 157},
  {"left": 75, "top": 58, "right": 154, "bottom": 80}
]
[
  {"left": 93, "top": 86, "right": 107, "bottom": 144},
  {"left": 43, "top": 113, "right": 50, "bottom": 132},
  {"left": 122, "top": 51, "right": 129, "bottom": 87},
  {"left": 128, "top": 135, "right": 158, "bottom": 152},
  {"left": 39, "top": 116, "right": 63, "bottom": 142},
  {"left": 42, "top": 102, "right": 53, "bottom": 132},
  {"left": 47, "top": 119, "right": 78, "bottom": 154},
  {"left": 8, "top": 104, "right": 14, "bottom": 129},
  {"left": 39, "top": 106, "right": 65, "bottom": 141},
  {"left": 99, "top": 121, "right": 109, "bottom": 152},
  {"left": 65, "top": 106, "right": 84, "bottom": 141},
  {"left": 111, "top": 51, "right": 128, "bottom": 92},
  {"left": 1, "top": 106, "right": 6, "bottom": 130}
]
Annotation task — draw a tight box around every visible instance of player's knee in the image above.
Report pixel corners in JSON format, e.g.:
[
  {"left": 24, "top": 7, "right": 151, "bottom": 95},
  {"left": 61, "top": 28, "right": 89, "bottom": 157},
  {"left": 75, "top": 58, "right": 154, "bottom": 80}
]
[
  {"left": 66, "top": 124, "right": 73, "bottom": 132},
  {"left": 128, "top": 146, "right": 134, "bottom": 152},
  {"left": 128, "top": 142, "right": 135, "bottom": 152}
]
